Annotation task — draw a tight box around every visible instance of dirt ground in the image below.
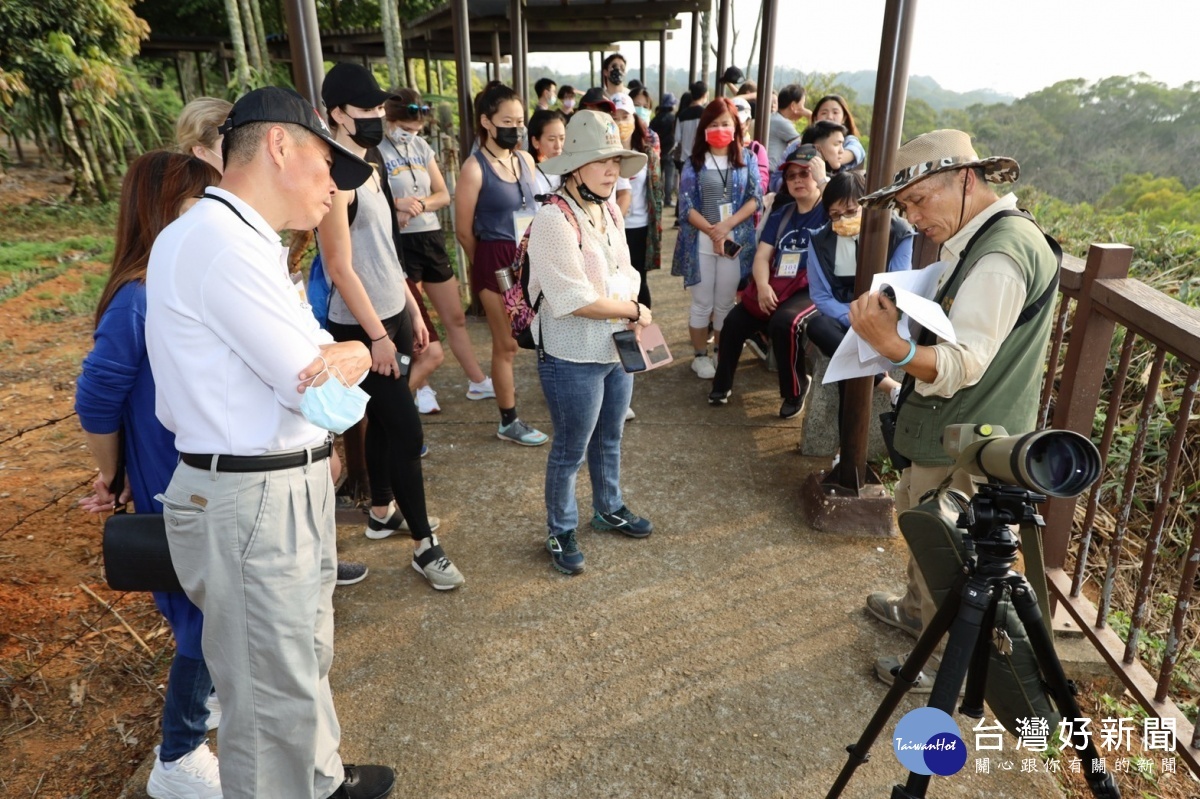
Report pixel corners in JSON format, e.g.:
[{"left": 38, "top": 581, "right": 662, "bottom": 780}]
[{"left": 1, "top": 159, "right": 1196, "bottom": 799}]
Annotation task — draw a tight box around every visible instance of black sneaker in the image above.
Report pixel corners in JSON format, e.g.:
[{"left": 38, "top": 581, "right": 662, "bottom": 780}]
[
  {"left": 335, "top": 561, "right": 369, "bottom": 586},
  {"left": 546, "top": 530, "right": 585, "bottom": 575},
  {"left": 330, "top": 764, "right": 395, "bottom": 799},
  {"left": 591, "top": 506, "right": 654, "bottom": 538},
  {"left": 708, "top": 389, "right": 731, "bottom": 406},
  {"left": 779, "top": 396, "right": 804, "bottom": 419}
]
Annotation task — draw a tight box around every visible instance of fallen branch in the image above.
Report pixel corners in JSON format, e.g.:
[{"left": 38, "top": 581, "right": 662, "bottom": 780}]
[{"left": 77, "top": 583, "right": 153, "bottom": 657}]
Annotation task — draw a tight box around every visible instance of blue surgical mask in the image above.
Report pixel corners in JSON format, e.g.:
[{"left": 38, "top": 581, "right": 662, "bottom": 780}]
[
  {"left": 299, "top": 362, "right": 370, "bottom": 434},
  {"left": 634, "top": 107, "right": 651, "bottom": 125}
]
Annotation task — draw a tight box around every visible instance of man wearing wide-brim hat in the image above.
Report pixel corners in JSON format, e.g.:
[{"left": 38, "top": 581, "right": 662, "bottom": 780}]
[{"left": 848, "top": 129, "right": 1060, "bottom": 693}]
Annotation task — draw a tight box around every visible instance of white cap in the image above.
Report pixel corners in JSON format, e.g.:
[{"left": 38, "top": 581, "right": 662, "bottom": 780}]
[
  {"left": 732, "top": 96, "right": 751, "bottom": 124},
  {"left": 609, "top": 92, "right": 635, "bottom": 116}
]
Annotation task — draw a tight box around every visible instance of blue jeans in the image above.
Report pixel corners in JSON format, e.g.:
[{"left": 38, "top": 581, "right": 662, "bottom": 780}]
[
  {"left": 153, "top": 591, "right": 213, "bottom": 761},
  {"left": 537, "top": 354, "right": 633, "bottom": 536}
]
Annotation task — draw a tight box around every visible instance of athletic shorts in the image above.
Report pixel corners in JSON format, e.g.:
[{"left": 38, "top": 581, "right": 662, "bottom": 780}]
[{"left": 400, "top": 230, "right": 454, "bottom": 284}]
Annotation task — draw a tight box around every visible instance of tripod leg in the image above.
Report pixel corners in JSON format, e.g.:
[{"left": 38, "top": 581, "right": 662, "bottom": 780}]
[
  {"left": 959, "top": 596, "right": 998, "bottom": 719},
  {"left": 1009, "top": 580, "right": 1121, "bottom": 799},
  {"left": 825, "top": 575, "right": 966, "bottom": 798}
]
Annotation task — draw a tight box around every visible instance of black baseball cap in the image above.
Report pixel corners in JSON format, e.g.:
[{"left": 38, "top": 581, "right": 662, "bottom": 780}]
[
  {"left": 580, "top": 87, "right": 616, "bottom": 115},
  {"left": 721, "top": 66, "right": 745, "bottom": 86},
  {"left": 217, "top": 86, "right": 372, "bottom": 190},
  {"left": 783, "top": 144, "right": 820, "bottom": 168},
  {"left": 321, "top": 62, "right": 394, "bottom": 110}
]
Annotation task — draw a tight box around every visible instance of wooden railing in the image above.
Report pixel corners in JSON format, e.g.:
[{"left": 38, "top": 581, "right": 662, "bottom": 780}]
[{"left": 1038, "top": 243, "right": 1200, "bottom": 775}]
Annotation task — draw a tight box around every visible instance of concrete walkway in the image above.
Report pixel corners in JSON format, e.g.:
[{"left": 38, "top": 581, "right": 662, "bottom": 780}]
[{"left": 123, "top": 222, "right": 1065, "bottom": 798}]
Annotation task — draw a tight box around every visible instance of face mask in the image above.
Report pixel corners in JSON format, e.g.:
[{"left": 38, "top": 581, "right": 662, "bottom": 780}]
[
  {"left": 616, "top": 120, "right": 635, "bottom": 141},
  {"left": 299, "top": 363, "right": 370, "bottom": 434},
  {"left": 832, "top": 215, "right": 862, "bottom": 237},
  {"left": 348, "top": 116, "right": 384, "bottom": 149},
  {"left": 634, "top": 107, "right": 651, "bottom": 124},
  {"left": 387, "top": 128, "right": 414, "bottom": 146},
  {"left": 607, "top": 67, "right": 624, "bottom": 85},
  {"left": 705, "top": 128, "right": 734, "bottom": 148},
  {"left": 562, "top": 99, "right": 576, "bottom": 111},
  {"left": 492, "top": 125, "right": 522, "bottom": 150}
]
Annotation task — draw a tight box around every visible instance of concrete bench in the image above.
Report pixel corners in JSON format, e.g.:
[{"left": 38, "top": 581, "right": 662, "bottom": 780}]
[{"left": 800, "top": 348, "right": 898, "bottom": 460}]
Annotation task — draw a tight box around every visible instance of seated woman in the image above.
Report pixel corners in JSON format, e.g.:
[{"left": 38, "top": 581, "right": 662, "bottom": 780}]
[
  {"left": 709, "top": 146, "right": 828, "bottom": 418},
  {"left": 806, "top": 170, "right": 913, "bottom": 434}
]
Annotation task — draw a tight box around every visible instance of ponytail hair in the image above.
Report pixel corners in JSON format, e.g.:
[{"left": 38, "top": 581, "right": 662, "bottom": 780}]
[{"left": 474, "top": 80, "right": 522, "bottom": 143}]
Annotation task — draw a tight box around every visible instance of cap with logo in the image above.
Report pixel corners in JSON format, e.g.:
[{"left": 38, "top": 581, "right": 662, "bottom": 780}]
[
  {"left": 783, "top": 144, "right": 820, "bottom": 169},
  {"left": 217, "top": 86, "right": 372, "bottom": 191},
  {"left": 579, "top": 87, "right": 617, "bottom": 115}
]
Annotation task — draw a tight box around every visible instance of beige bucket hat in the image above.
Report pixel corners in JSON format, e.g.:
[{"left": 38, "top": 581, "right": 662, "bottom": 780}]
[
  {"left": 861, "top": 129, "right": 1019, "bottom": 209},
  {"left": 539, "top": 109, "right": 647, "bottom": 179}
]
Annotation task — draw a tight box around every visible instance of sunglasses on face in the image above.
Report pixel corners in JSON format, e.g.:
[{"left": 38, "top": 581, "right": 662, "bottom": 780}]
[{"left": 401, "top": 104, "right": 431, "bottom": 117}]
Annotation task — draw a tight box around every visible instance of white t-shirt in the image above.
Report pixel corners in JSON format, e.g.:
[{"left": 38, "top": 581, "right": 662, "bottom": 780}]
[{"left": 624, "top": 164, "right": 649, "bottom": 229}]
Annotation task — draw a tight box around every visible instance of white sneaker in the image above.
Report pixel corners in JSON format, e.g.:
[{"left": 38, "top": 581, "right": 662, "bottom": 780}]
[
  {"left": 412, "top": 534, "right": 465, "bottom": 590},
  {"left": 467, "top": 377, "right": 495, "bottom": 400},
  {"left": 624, "top": 406, "right": 636, "bottom": 421},
  {"left": 415, "top": 385, "right": 441, "bottom": 414},
  {"left": 147, "top": 742, "right": 221, "bottom": 799},
  {"left": 204, "top": 693, "right": 220, "bottom": 731},
  {"left": 691, "top": 355, "right": 716, "bottom": 379}
]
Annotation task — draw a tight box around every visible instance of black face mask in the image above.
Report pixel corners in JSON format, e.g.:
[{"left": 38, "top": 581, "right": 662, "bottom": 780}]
[
  {"left": 575, "top": 175, "right": 612, "bottom": 204},
  {"left": 492, "top": 126, "right": 522, "bottom": 150},
  {"left": 607, "top": 67, "right": 624, "bottom": 86},
  {"left": 348, "top": 116, "right": 384, "bottom": 149}
]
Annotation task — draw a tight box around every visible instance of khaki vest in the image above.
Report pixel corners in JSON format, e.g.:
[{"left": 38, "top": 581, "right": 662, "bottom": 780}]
[{"left": 895, "top": 216, "right": 1059, "bottom": 465}]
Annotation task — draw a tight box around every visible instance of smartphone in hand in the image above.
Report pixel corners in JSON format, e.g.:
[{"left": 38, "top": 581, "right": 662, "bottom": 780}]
[
  {"left": 723, "top": 239, "right": 742, "bottom": 258},
  {"left": 612, "top": 329, "right": 647, "bottom": 373}
]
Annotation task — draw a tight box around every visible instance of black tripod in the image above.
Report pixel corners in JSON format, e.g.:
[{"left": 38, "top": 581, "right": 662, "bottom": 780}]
[{"left": 826, "top": 483, "right": 1120, "bottom": 798}]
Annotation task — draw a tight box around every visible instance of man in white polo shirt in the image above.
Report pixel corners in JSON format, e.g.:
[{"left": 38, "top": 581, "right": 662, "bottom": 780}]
[{"left": 146, "top": 87, "right": 393, "bottom": 799}]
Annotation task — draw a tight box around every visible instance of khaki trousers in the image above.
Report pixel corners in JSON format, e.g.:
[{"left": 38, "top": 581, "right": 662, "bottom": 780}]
[{"left": 161, "top": 458, "right": 342, "bottom": 799}]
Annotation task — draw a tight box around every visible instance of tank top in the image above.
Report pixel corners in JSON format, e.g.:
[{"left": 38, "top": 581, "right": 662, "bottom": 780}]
[
  {"left": 327, "top": 174, "right": 407, "bottom": 326},
  {"left": 472, "top": 148, "right": 537, "bottom": 242}
]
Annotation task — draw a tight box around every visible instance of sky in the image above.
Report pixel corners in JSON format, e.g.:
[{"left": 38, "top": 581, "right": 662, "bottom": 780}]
[{"left": 527, "top": 0, "right": 1196, "bottom": 99}]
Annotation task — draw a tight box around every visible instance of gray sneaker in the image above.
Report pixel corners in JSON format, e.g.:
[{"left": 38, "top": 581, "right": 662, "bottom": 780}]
[
  {"left": 412, "top": 535, "right": 464, "bottom": 590},
  {"left": 497, "top": 418, "right": 548, "bottom": 446},
  {"left": 365, "top": 501, "right": 440, "bottom": 540},
  {"left": 866, "top": 592, "right": 922, "bottom": 639}
]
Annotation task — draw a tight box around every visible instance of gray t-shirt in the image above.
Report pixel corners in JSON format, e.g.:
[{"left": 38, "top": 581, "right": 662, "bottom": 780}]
[
  {"left": 326, "top": 176, "right": 407, "bottom": 325},
  {"left": 379, "top": 131, "right": 441, "bottom": 234},
  {"left": 767, "top": 112, "right": 801, "bottom": 170}
]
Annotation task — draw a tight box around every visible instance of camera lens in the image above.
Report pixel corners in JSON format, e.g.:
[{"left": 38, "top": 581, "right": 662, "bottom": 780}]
[{"left": 1021, "top": 432, "right": 1101, "bottom": 498}]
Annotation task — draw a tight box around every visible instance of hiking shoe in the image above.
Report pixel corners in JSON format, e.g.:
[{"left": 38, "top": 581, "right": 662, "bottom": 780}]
[
  {"left": 866, "top": 592, "right": 922, "bottom": 639},
  {"left": 624, "top": 406, "right": 636, "bottom": 421},
  {"left": 708, "top": 389, "right": 731, "bottom": 406},
  {"left": 546, "top": 530, "right": 585, "bottom": 575},
  {"left": 889, "top": 384, "right": 901, "bottom": 407},
  {"left": 365, "top": 501, "right": 440, "bottom": 540},
  {"left": 467, "top": 377, "right": 495, "bottom": 400},
  {"left": 779, "top": 396, "right": 804, "bottom": 419},
  {"left": 330, "top": 764, "right": 396, "bottom": 799},
  {"left": 147, "top": 743, "right": 221, "bottom": 799},
  {"left": 497, "top": 418, "right": 548, "bottom": 446},
  {"left": 412, "top": 535, "right": 464, "bottom": 590},
  {"left": 691, "top": 355, "right": 716, "bottom": 379},
  {"left": 745, "top": 335, "right": 768, "bottom": 361},
  {"left": 420, "top": 443, "right": 429, "bottom": 458},
  {"left": 875, "top": 653, "right": 961, "bottom": 697},
  {"left": 204, "top": 692, "right": 220, "bottom": 732},
  {"left": 592, "top": 506, "right": 654, "bottom": 538},
  {"left": 415, "top": 386, "right": 440, "bottom": 414},
  {"left": 336, "top": 561, "right": 369, "bottom": 586}
]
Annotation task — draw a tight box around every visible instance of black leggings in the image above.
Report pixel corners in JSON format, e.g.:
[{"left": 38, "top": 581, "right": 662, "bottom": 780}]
[
  {"left": 327, "top": 307, "right": 433, "bottom": 539},
  {"left": 625, "top": 225, "right": 652, "bottom": 308}
]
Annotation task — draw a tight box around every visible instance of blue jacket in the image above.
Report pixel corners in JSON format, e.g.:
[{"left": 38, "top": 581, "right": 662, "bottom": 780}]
[
  {"left": 671, "top": 147, "right": 763, "bottom": 288},
  {"left": 807, "top": 215, "right": 914, "bottom": 327}
]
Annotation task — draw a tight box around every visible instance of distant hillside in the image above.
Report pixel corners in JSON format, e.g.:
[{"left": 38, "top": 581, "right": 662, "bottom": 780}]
[{"left": 831, "top": 71, "right": 1014, "bottom": 110}]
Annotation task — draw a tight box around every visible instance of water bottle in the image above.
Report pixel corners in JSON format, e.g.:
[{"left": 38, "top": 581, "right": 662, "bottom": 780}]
[{"left": 495, "top": 266, "right": 516, "bottom": 292}]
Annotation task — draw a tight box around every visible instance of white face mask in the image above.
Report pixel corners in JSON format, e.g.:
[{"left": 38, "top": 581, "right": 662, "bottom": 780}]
[
  {"left": 388, "top": 128, "right": 415, "bottom": 145},
  {"left": 299, "top": 361, "right": 370, "bottom": 434}
]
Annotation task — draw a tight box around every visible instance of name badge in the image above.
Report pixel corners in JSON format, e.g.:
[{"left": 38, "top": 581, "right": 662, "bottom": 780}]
[
  {"left": 606, "top": 272, "right": 634, "bottom": 322},
  {"left": 718, "top": 203, "right": 734, "bottom": 222},
  {"left": 777, "top": 251, "right": 802, "bottom": 278},
  {"left": 512, "top": 210, "right": 536, "bottom": 241}
]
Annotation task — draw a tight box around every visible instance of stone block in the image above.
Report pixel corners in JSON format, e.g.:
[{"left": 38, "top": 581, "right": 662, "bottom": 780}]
[{"left": 800, "top": 349, "right": 897, "bottom": 460}]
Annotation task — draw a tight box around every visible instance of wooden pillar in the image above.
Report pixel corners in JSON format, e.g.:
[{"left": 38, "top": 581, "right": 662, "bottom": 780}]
[
  {"left": 509, "top": 0, "right": 525, "bottom": 99},
  {"left": 450, "top": 0, "right": 475, "bottom": 159},
  {"left": 589, "top": 50, "right": 596, "bottom": 87},
  {"left": 425, "top": 50, "right": 434, "bottom": 94},
  {"left": 173, "top": 56, "right": 187, "bottom": 103},
  {"left": 753, "top": 0, "right": 779, "bottom": 152},
  {"left": 219, "top": 47, "right": 230, "bottom": 86},
  {"left": 639, "top": 39, "right": 646, "bottom": 83},
  {"left": 688, "top": 13, "right": 699, "bottom": 85},
  {"left": 491, "top": 30, "right": 503, "bottom": 83},
  {"left": 405, "top": 57, "right": 415, "bottom": 89},
  {"left": 195, "top": 51, "right": 208, "bottom": 97},
  {"left": 715, "top": 0, "right": 731, "bottom": 86},
  {"left": 282, "top": 0, "right": 325, "bottom": 113},
  {"left": 659, "top": 29, "right": 667, "bottom": 101}
]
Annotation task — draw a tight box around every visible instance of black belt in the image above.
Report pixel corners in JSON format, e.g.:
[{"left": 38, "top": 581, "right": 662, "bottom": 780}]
[{"left": 181, "top": 443, "right": 331, "bottom": 473}]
